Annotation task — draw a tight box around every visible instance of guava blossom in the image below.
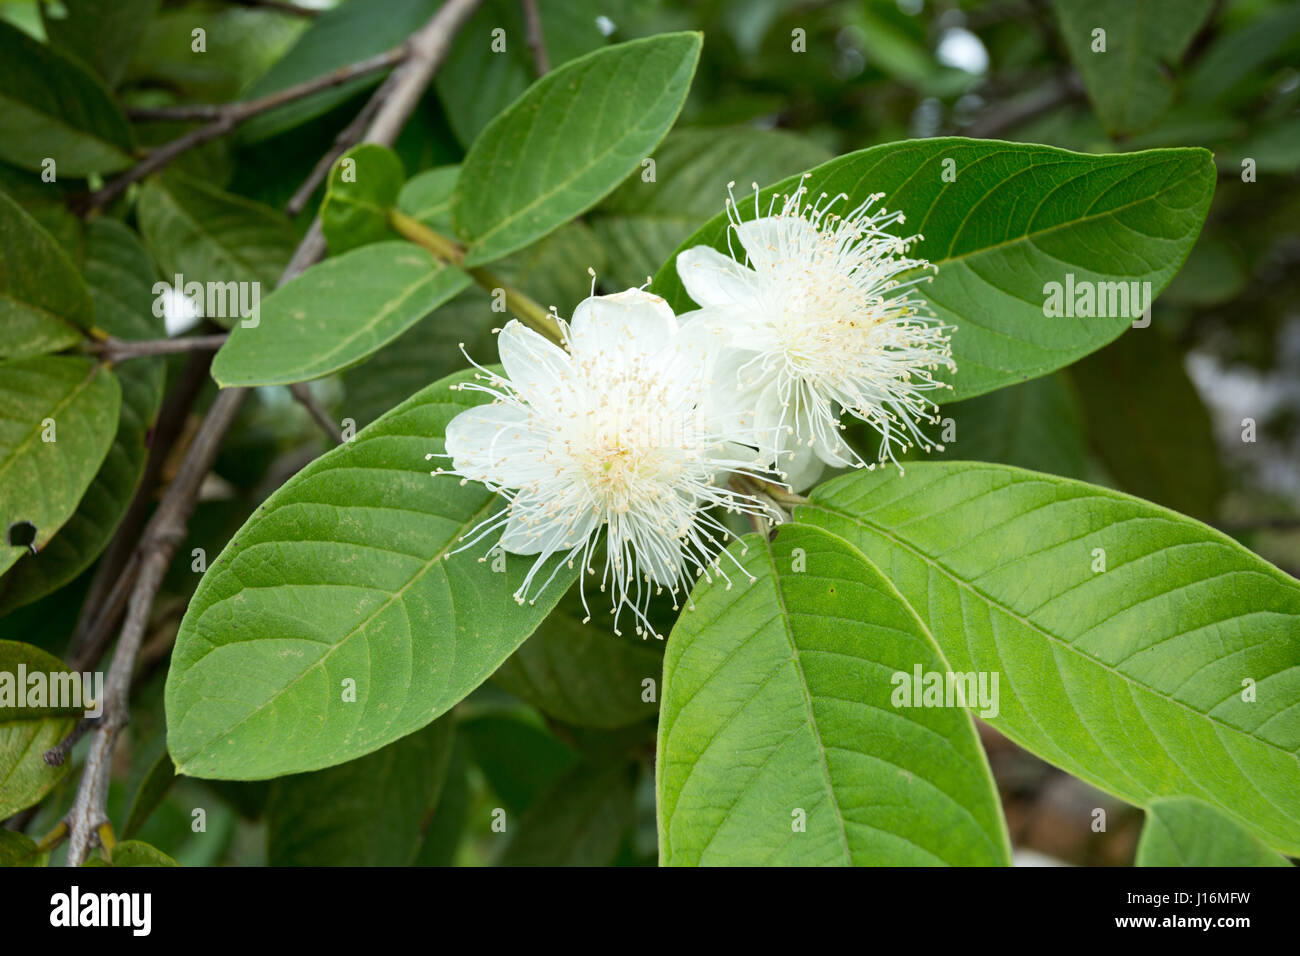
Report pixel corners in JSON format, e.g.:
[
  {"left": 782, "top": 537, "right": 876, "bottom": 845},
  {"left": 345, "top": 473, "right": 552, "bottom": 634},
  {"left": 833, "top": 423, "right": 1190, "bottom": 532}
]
[
  {"left": 676, "top": 179, "right": 956, "bottom": 489},
  {"left": 436, "top": 288, "right": 775, "bottom": 637}
]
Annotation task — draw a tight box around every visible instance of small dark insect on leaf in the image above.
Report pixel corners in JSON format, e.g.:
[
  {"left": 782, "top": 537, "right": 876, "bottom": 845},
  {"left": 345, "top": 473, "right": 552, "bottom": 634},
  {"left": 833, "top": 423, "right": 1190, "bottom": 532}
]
[{"left": 7, "top": 520, "right": 37, "bottom": 554}]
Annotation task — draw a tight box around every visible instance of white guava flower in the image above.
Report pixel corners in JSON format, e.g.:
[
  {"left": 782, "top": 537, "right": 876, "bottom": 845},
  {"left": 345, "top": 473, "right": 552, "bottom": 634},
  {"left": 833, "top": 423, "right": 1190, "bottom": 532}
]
[
  {"left": 676, "top": 179, "right": 956, "bottom": 489},
  {"left": 437, "top": 288, "right": 776, "bottom": 637}
]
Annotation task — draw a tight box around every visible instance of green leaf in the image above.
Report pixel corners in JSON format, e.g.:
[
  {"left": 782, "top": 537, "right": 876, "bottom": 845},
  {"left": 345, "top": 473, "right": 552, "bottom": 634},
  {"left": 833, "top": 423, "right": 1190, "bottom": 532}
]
[
  {"left": 0, "top": 356, "right": 121, "bottom": 578},
  {"left": 500, "top": 762, "right": 636, "bottom": 866},
  {"left": 0, "top": 829, "right": 45, "bottom": 867},
  {"left": 589, "top": 126, "right": 832, "bottom": 289},
  {"left": 1050, "top": 0, "right": 1215, "bottom": 137},
  {"left": 934, "top": 374, "right": 1087, "bottom": 479},
  {"left": 493, "top": 585, "right": 664, "bottom": 730},
  {"left": 1136, "top": 797, "right": 1292, "bottom": 867},
  {"left": 0, "top": 220, "right": 165, "bottom": 613},
  {"left": 41, "top": 0, "right": 159, "bottom": 88},
  {"left": 0, "top": 190, "right": 93, "bottom": 359},
  {"left": 414, "top": 737, "right": 470, "bottom": 866},
  {"left": 122, "top": 750, "right": 176, "bottom": 841},
  {"left": 434, "top": 0, "right": 607, "bottom": 149},
  {"left": 89, "top": 840, "right": 179, "bottom": 867},
  {"left": 657, "top": 524, "right": 1011, "bottom": 866},
  {"left": 397, "top": 165, "right": 459, "bottom": 234},
  {"left": 136, "top": 173, "right": 296, "bottom": 320},
  {"left": 459, "top": 713, "right": 576, "bottom": 815},
  {"left": 165, "top": 368, "right": 577, "bottom": 780},
  {"left": 320, "top": 144, "right": 406, "bottom": 255},
  {"left": 340, "top": 287, "right": 496, "bottom": 429},
  {"left": 800, "top": 462, "right": 1300, "bottom": 855},
  {"left": 1070, "top": 330, "right": 1221, "bottom": 519},
  {"left": 0, "top": 19, "right": 134, "bottom": 175},
  {"left": 266, "top": 717, "right": 454, "bottom": 866},
  {"left": 238, "top": 0, "right": 440, "bottom": 144},
  {"left": 653, "top": 138, "right": 1216, "bottom": 402},
  {"left": 0, "top": 641, "right": 81, "bottom": 817},
  {"left": 453, "top": 32, "right": 702, "bottom": 268},
  {"left": 211, "top": 242, "right": 471, "bottom": 387}
]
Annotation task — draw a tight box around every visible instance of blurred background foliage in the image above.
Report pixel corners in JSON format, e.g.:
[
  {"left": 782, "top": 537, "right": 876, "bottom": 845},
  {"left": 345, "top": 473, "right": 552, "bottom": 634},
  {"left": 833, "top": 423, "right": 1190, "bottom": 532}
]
[{"left": 1, "top": 0, "right": 1297, "bottom": 866}]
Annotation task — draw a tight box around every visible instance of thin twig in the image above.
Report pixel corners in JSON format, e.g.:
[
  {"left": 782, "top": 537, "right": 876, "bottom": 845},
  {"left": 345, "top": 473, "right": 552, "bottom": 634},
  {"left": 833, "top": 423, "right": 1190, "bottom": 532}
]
[
  {"left": 43, "top": 716, "right": 99, "bottom": 767},
  {"left": 964, "top": 73, "right": 1083, "bottom": 139},
  {"left": 521, "top": 0, "right": 550, "bottom": 75},
  {"left": 388, "top": 209, "right": 563, "bottom": 341},
  {"left": 86, "top": 334, "right": 229, "bottom": 362},
  {"left": 68, "top": 351, "right": 214, "bottom": 670},
  {"left": 227, "top": 0, "right": 320, "bottom": 16},
  {"left": 289, "top": 382, "right": 344, "bottom": 444},
  {"left": 87, "top": 45, "right": 409, "bottom": 210},
  {"left": 285, "top": 69, "right": 401, "bottom": 217},
  {"left": 61, "top": 0, "right": 485, "bottom": 867}
]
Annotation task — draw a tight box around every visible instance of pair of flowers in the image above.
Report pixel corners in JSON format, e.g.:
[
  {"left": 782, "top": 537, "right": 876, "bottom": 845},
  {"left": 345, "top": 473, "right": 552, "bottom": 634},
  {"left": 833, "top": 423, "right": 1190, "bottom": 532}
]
[{"left": 439, "top": 181, "right": 955, "bottom": 637}]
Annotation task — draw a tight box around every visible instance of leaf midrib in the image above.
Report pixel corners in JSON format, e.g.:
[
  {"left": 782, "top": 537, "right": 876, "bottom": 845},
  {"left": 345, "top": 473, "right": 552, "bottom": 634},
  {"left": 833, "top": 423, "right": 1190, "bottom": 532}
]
[
  {"left": 0, "top": 360, "right": 103, "bottom": 488},
  {"left": 758, "top": 534, "right": 855, "bottom": 864},
  {"left": 175, "top": 493, "right": 500, "bottom": 771},
  {"left": 802, "top": 501, "right": 1299, "bottom": 764}
]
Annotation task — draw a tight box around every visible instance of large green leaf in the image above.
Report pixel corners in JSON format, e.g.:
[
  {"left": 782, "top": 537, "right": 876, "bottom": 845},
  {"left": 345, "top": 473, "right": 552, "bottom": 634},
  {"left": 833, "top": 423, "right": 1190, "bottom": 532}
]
[
  {"left": 434, "top": 0, "right": 607, "bottom": 149},
  {"left": 266, "top": 717, "right": 454, "bottom": 865},
  {"left": 499, "top": 762, "right": 636, "bottom": 866},
  {"left": 165, "top": 369, "right": 577, "bottom": 780},
  {"left": 211, "top": 242, "right": 471, "bottom": 387},
  {"left": 453, "top": 32, "right": 702, "bottom": 267},
  {"left": 340, "top": 288, "right": 495, "bottom": 428},
  {"left": 657, "top": 524, "right": 1011, "bottom": 866},
  {"left": 0, "top": 220, "right": 165, "bottom": 613},
  {"left": 1136, "top": 797, "right": 1292, "bottom": 867},
  {"left": 0, "top": 19, "right": 134, "bottom": 176},
  {"left": 800, "top": 462, "right": 1300, "bottom": 854},
  {"left": 0, "top": 356, "right": 121, "bottom": 578},
  {"left": 0, "top": 641, "right": 81, "bottom": 817},
  {"left": 493, "top": 585, "right": 664, "bottom": 730},
  {"left": 238, "top": 0, "right": 440, "bottom": 144},
  {"left": 136, "top": 173, "right": 295, "bottom": 319},
  {"left": 459, "top": 712, "right": 576, "bottom": 815},
  {"left": 1051, "top": 0, "right": 1215, "bottom": 137},
  {"left": 652, "top": 138, "right": 1216, "bottom": 402},
  {"left": 41, "top": 0, "right": 159, "bottom": 88},
  {"left": 590, "top": 127, "right": 832, "bottom": 289},
  {"left": 0, "top": 190, "right": 93, "bottom": 359},
  {"left": 1070, "top": 330, "right": 1221, "bottom": 520}
]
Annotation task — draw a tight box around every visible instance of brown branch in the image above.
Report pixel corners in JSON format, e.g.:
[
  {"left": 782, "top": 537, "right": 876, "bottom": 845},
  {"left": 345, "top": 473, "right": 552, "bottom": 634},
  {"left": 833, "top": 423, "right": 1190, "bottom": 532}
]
[
  {"left": 88, "top": 45, "right": 409, "bottom": 211},
  {"left": 284, "top": 68, "right": 399, "bottom": 216},
  {"left": 61, "top": 0, "right": 486, "bottom": 867},
  {"left": 964, "top": 73, "right": 1083, "bottom": 139},
  {"left": 87, "top": 334, "right": 229, "bottom": 362},
  {"left": 521, "top": 0, "right": 550, "bottom": 76},
  {"left": 289, "top": 382, "right": 344, "bottom": 444},
  {"left": 67, "top": 351, "right": 214, "bottom": 671}
]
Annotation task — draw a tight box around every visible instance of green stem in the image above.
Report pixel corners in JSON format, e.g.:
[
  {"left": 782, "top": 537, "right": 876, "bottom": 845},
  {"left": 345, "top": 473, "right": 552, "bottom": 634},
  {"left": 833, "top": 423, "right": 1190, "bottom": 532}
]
[{"left": 388, "top": 209, "right": 564, "bottom": 344}]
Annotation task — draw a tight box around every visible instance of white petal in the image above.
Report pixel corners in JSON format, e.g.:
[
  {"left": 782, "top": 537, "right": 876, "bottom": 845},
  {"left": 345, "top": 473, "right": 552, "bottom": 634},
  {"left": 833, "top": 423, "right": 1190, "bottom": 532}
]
[
  {"left": 444, "top": 403, "right": 547, "bottom": 486},
  {"left": 498, "top": 320, "right": 572, "bottom": 413},
  {"left": 779, "top": 443, "right": 825, "bottom": 492},
  {"left": 567, "top": 289, "right": 677, "bottom": 367},
  {"left": 676, "top": 245, "right": 759, "bottom": 309},
  {"left": 734, "top": 215, "right": 817, "bottom": 269}
]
